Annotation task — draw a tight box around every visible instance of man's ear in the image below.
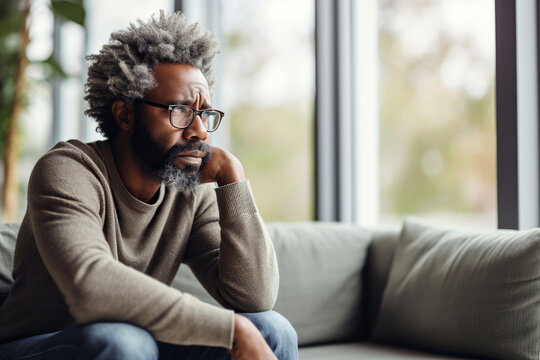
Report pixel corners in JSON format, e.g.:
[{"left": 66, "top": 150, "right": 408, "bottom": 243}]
[{"left": 111, "top": 100, "right": 135, "bottom": 131}]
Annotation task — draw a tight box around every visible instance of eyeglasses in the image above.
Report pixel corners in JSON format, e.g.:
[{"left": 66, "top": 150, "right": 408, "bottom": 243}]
[{"left": 136, "top": 99, "right": 224, "bottom": 132}]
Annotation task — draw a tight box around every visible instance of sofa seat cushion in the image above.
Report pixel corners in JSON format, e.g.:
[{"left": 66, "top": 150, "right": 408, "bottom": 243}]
[
  {"left": 0, "top": 223, "right": 21, "bottom": 305},
  {"left": 299, "top": 342, "right": 477, "bottom": 360},
  {"left": 373, "top": 218, "right": 540, "bottom": 360},
  {"left": 173, "top": 221, "right": 373, "bottom": 346}
]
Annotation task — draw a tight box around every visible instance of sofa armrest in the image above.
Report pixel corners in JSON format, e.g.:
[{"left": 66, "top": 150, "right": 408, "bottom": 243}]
[{"left": 0, "top": 223, "right": 21, "bottom": 305}]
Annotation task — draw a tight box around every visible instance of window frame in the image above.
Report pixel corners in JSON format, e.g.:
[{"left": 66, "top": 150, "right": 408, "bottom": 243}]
[{"left": 496, "top": 0, "right": 540, "bottom": 229}]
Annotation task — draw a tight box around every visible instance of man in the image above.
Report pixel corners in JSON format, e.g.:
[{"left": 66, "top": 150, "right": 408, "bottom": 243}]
[{"left": 0, "top": 10, "right": 297, "bottom": 360}]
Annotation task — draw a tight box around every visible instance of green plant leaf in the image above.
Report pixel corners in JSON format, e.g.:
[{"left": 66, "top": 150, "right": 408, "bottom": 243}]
[
  {"left": 42, "top": 55, "right": 68, "bottom": 78},
  {"left": 0, "top": 13, "right": 21, "bottom": 38},
  {"left": 50, "top": 0, "right": 86, "bottom": 26}
]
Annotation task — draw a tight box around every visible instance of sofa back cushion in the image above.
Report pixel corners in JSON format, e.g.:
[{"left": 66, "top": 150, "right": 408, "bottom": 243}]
[
  {"left": 173, "top": 221, "right": 373, "bottom": 346},
  {"left": 363, "top": 228, "right": 400, "bottom": 334},
  {"left": 0, "top": 223, "right": 20, "bottom": 305},
  {"left": 373, "top": 217, "right": 540, "bottom": 360}
]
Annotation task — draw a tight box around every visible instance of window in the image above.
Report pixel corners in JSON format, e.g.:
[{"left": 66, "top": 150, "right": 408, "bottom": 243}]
[
  {"left": 183, "top": 0, "right": 316, "bottom": 222},
  {"left": 376, "top": 0, "right": 496, "bottom": 228},
  {"left": 315, "top": 0, "right": 498, "bottom": 228}
]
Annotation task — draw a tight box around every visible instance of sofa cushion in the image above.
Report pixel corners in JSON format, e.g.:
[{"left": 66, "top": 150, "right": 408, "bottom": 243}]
[
  {"left": 0, "top": 223, "right": 20, "bottom": 305},
  {"left": 373, "top": 217, "right": 540, "bottom": 360},
  {"left": 173, "top": 221, "right": 373, "bottom": 346},
  {"left": 363, "top": 228, "right": 400, "bottom": 334},
  {"left": 268, "top": 222, "right": 372, "bottom": 346}
]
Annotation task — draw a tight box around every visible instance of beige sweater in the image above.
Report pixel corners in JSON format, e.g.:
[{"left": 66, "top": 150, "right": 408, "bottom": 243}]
[{"left": 0, "top": 140, "right": 279, "bottom": 348}]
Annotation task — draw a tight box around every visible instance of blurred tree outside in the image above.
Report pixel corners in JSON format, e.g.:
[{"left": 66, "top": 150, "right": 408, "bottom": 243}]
[
  {"left": 230, "top": 103, "right": 313, "bottom": 221},
  {"left": 0, "top": 0, "right": 30, "bottom": 222},
  {"left": 0, "top": 0, "right": 85, "bottom": 221},
  {"left": 378, "top": 0, "right": 496, "bottom": 226}
]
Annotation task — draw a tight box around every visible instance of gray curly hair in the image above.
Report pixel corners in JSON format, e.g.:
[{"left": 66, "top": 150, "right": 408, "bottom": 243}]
[{"left": 84, "top": 10, "right": 220, "bottom": 139}]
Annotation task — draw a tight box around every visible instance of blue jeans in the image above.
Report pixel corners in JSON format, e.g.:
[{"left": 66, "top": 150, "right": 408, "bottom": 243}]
[{"left": 0, "top": 311, "right": 298, "bottom": 360}]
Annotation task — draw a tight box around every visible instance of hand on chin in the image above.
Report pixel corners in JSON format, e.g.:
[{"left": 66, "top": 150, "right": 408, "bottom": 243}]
[{"left": 199, "top": 146, "right": 245, "bottom": 186}]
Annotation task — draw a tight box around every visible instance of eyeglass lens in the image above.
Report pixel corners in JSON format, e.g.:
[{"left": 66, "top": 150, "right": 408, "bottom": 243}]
[{"left": 171, "top": 107, "right": 221, "bottom": 131}]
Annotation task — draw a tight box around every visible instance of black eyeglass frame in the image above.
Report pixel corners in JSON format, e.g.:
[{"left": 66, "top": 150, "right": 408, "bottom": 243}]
[{"left": 136, "top": 99, "right": 224, "bottom": 132}]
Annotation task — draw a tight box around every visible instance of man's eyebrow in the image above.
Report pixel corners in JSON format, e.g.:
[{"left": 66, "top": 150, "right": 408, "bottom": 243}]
[
  {"left": 169, "top": 99, "right": 193, "bottom": 105},
  {"left": 172, "top": 100, "right": 213, "bottom": 109},
  {"left": 166, "top": 96, "right": 212, "bottom": 108}
]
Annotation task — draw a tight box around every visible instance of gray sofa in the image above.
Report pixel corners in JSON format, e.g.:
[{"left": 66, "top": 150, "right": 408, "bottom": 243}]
[
  {"left": 174, "top": 220, "right": 477, "bottom": 360},
  {"left": 2, "top": 219, "right": 540, "bottom": 360},
  {"left": 177, "top": 219, "right": 540, "bottom": 360}
]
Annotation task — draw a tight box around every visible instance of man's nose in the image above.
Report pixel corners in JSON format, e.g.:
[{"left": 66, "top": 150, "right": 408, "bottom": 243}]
[{"left": 182, "top": 114, "right": 208, "bottom": 141}]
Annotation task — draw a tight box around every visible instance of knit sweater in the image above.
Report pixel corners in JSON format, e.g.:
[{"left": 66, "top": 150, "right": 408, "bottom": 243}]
[{"left": 0, "top": 140, "right": 279, "bottom": 348}]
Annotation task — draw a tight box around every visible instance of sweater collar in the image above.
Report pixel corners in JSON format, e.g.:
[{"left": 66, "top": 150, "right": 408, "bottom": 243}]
[{"left": 99, "top": 140, "right": 166, "bottom": 213}]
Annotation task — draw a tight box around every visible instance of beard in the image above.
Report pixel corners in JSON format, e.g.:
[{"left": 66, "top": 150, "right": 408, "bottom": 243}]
[{"left": 130, "top": 111, "right": 211, "bottom": 192}]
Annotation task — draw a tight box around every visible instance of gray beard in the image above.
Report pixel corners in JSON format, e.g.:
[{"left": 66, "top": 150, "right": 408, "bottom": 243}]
[
  {"left": 157, "top": 162, "right": 199, "bottom": 192},
  {"left": 130, "top": 109, "right": 210, "bottom": 193}
]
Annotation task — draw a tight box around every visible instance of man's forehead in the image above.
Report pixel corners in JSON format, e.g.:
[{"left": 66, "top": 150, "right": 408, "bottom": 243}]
[
  {"left": 166, "top": 83, "right": 211, "bottom": 103},
  {"left": 150, "top": 62, "right": 211, "bottom": 103},
  {"left": 172, "top": 92, "right": 210, "bottom": 105},
  {"left": 153, "top": 63, "right": 207, "bottom": 82}
]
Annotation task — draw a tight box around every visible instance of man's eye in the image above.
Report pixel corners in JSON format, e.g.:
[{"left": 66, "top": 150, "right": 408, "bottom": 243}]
[{"left": 174, "top": 107, "right": 190, "bottom": 114}]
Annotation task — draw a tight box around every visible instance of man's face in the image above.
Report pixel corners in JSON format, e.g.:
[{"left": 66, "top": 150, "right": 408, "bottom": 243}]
[{"left": 129, "top": 63, "right": 212, "bottom": 191}]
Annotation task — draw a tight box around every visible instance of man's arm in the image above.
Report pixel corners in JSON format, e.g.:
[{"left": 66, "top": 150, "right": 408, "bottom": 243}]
[
  {"left": 28, "top": 147, "right": 235, "bottom": 348},
  {"left": 186, "top": 146, "right": 280, "bottom": 359},
  {"left": 184, "top": 147, "right": 279, "bottom": 311}
]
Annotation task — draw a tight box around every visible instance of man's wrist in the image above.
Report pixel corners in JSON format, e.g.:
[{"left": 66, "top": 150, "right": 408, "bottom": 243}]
[
  {"left": 216, "top": 175, "right": 245, "bottom": 187},
  {"left": 214, "top": 180, "right": 258, "bottom": 220}
]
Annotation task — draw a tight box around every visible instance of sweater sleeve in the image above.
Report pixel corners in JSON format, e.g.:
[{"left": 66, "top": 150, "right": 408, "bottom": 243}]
[
  {"left": 183, "top": 181, "right": 279, "bottom": 312},
  {"left": 28, "top": 148, "right": 234, "bottom": 348}
]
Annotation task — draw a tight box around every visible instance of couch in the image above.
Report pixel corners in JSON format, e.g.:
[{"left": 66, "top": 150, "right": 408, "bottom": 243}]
[{"left": 2, "top": 218, "right": 540, "bottom": 360}]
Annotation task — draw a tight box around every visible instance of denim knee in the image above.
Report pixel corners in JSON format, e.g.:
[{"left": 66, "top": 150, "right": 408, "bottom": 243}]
[
  {"left": 241, "top": 310, "right": 298, "bottom": 360},
  {"left": 75, "top": 322, "right": 158, "bottom": 360}
]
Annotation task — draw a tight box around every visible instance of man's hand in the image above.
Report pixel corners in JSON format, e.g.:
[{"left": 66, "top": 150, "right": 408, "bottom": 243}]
[
  {"left": 229, "top": 314, "right": 277, "bottom": 360},
  {"left": 200, "top": 146, "right": 246, "bottom": 187}
]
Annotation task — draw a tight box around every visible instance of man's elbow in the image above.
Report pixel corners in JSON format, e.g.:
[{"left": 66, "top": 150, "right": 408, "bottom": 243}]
[
  {"left": 236, "top": 272, "right": 279, "bottom": 312},
  {"left": 235, "top": 294, "right": 276, "bottom": 313}
]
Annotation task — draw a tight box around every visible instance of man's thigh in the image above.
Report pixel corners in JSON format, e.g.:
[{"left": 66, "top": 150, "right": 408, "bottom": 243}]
[
  {"left": 0, "top": 322, "right": 159, "bottom": 360},
  {"left": 0, "top": 330, "right": 78, "bottom": 360},
  {"left": 0, "top": 311, "right": 296, "bottom": 360},
  {"left": 0, "top": 323, "right": 230, "bottom": 360}
]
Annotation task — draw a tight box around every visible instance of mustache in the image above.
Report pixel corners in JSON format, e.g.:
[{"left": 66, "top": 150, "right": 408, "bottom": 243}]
[{"left": 165, "top": 142, "right": 210, "bottom": 159}]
